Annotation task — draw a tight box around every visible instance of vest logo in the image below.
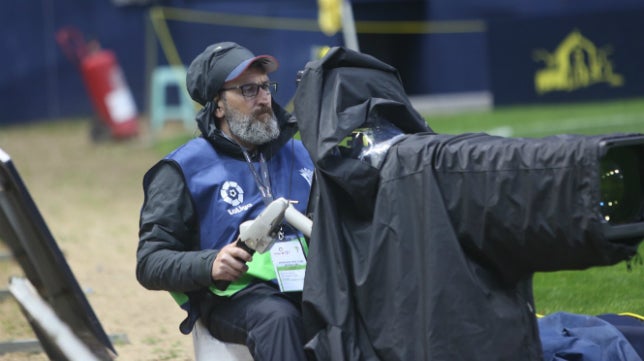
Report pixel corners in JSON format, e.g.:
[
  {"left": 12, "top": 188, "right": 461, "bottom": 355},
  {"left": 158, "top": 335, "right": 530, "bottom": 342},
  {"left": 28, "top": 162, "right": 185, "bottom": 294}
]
[
  {"left": 299, "top": 168, "right": 313, "bottom": 186},
  {"left": 533, "top": 29, "right": 624, "bottom": 95},
  {"left": 221, "top": 181, "right": 244, "bottom": 207}
]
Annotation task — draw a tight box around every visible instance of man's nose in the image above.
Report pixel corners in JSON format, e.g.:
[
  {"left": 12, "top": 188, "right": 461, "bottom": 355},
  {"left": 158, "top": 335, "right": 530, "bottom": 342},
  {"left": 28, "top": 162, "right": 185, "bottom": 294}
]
[{"left": 256, "top": 86, "right": 271, "bottom": 105}]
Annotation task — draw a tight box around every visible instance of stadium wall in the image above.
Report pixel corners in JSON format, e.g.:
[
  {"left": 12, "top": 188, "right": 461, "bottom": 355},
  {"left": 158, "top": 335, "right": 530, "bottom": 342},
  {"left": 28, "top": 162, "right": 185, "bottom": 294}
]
[{"left": 1, "top": 0, "right": 643, "bottom": 125}]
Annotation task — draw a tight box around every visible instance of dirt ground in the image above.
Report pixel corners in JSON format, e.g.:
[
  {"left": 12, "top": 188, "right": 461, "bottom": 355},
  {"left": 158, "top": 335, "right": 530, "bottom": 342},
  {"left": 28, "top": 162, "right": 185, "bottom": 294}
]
[{"left": 0, "top": 119, "right": 195, "bottom": 360}]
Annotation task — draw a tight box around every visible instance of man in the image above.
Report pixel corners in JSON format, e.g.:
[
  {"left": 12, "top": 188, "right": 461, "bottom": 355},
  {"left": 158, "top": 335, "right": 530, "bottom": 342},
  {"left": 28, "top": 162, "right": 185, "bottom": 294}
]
[{"left": 137, "top": 42, "right": 314, "bottom": 360}]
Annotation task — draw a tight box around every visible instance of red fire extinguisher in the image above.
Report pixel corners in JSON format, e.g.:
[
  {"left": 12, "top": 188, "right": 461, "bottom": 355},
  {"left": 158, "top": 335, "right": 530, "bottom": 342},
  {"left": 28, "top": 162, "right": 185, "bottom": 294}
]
[{"left": 56, "top": 27, "right": 139, "bottom": 139}]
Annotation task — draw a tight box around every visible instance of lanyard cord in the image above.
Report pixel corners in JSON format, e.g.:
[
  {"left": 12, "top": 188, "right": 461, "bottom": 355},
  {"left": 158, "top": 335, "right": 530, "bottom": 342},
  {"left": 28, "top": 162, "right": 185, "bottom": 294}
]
[
  {"left": 242, "top": 150, "right": 273, "bottom": 206},
  {"left": 242, "top": 149, "right": 289, "bottom": 240},
  {"left": 242, "top": 142, "right": 304, "bottom": 240}
]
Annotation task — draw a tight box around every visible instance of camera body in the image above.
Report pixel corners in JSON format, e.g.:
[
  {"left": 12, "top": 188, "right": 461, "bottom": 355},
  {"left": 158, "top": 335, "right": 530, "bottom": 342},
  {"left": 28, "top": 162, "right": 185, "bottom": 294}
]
[
  {"left": 294, "top": 46, "right": 644, "bottom": 361},
  {"left": 416, "top": 131, "right": 644, "bottom": 247}
]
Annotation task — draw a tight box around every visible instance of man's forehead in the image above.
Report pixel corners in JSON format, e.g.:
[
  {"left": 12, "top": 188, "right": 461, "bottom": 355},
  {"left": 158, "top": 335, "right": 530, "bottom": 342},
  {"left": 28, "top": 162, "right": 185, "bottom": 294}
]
[{"left": 226, "top": 67, "right": 268, "bottom": 85}]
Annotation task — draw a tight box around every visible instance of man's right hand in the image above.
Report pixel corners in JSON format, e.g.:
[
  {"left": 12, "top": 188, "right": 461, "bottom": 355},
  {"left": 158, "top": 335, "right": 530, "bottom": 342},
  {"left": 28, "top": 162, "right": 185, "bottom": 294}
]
[{"left": 211, "top": 239, "right": 253, "bottom": 283}]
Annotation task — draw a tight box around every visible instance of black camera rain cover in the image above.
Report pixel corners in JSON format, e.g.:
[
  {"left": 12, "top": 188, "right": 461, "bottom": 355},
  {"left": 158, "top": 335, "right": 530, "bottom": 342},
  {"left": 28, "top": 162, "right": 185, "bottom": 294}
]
[{"left": 293, "top": 47, "right": 640, "bottom": 361}]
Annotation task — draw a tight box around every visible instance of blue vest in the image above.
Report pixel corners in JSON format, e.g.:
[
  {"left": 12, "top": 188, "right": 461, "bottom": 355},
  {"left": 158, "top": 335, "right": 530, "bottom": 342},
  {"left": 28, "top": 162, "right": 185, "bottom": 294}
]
[{"left": 166, "top": 137, "right": 313, "bottom": 251}]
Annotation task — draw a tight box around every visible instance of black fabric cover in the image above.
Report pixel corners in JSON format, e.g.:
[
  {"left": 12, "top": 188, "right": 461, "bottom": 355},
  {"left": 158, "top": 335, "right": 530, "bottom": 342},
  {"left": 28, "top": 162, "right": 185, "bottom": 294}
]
[{"left": 293, "top": 47, "right": 641, "bottom": 361}]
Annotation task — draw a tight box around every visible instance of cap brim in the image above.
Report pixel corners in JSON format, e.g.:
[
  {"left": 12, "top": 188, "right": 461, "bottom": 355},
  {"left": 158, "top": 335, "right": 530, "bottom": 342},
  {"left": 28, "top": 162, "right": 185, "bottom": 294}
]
[{"left": 225, "top": 55, "right": 279, "bottom": 82}]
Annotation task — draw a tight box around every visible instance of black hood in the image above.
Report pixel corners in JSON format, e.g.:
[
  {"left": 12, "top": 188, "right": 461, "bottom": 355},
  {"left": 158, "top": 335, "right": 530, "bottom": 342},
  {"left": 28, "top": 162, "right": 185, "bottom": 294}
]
[
  {"left": 293, "top": 47, "right": 432, "bottom": 216},
  {"left": 294, "top": 46, "right": 432, "bottom": 164}
]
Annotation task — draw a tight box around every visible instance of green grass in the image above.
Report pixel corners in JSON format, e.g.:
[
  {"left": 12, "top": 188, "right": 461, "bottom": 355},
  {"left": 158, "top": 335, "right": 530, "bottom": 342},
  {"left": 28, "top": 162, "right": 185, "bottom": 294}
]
[
  {"left": 426, "top": 97, "right": 644, "bottom": 316},
  {"left": 428, "top": 97, "right": 644, "bottom": 138}
]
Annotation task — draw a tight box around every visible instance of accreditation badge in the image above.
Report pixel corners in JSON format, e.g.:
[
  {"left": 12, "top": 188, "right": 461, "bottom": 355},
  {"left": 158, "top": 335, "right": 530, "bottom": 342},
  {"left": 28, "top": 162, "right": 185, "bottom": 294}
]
[{"left": 270, "top": 238, "right": 307, "bottom": 292}]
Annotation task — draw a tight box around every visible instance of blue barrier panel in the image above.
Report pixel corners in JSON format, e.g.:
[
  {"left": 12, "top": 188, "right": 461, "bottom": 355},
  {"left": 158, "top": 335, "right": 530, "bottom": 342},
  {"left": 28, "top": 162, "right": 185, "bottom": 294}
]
[
  {"left": 4, "top": 1, "right": 643, "bottom": 124},
  {"left": 488, "top": 10, "right": 644, "bottom": 106}
]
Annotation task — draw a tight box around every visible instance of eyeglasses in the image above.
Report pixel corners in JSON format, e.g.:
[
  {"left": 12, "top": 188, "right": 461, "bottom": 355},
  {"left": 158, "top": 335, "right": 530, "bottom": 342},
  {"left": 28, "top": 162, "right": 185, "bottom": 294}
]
[{"left": 220, "top": 81, "right": 278, "bottom": 98}]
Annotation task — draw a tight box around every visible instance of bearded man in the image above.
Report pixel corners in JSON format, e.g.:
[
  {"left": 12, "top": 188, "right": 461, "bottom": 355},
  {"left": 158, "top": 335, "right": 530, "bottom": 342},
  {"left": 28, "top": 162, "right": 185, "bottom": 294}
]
[{"left": 136, "top": 42, "right": 314, "bottom": 361}]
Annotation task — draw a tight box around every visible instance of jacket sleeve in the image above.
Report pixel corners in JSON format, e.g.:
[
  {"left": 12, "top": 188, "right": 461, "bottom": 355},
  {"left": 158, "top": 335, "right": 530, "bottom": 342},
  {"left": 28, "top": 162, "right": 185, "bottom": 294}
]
[{"left": 136, "top": 161, "right": 217, "bottom": 292}]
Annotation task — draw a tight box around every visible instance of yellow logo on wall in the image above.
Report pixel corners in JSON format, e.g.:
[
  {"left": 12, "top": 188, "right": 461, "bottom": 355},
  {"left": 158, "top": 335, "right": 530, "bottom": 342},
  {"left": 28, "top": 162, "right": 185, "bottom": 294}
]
[{"left": 533, "top": 30, "right": 624, "bottom": 94}]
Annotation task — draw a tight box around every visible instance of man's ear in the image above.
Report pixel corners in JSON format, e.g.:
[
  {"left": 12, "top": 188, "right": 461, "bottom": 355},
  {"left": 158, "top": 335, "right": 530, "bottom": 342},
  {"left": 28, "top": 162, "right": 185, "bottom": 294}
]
[{"left": 214, "top": 98, "right": 225, "bottom": 118}]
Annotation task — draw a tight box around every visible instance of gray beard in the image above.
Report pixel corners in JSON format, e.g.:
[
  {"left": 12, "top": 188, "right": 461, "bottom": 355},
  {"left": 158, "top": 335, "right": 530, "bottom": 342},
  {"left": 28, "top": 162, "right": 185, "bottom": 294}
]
[{"left": 226, "top": 106, "right": 280, "bottom": 146}]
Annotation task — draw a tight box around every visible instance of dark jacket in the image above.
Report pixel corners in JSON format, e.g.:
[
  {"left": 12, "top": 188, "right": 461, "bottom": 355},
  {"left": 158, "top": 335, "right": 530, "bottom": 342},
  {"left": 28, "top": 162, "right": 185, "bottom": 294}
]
[{"left": 293, "top": 47, "right": 641, "bottom": 361}]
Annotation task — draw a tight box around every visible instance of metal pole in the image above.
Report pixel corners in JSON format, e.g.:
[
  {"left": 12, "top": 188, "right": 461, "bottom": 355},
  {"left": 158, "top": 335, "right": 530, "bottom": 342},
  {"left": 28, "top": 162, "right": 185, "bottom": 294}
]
[{"left": 342, "top": 0, "right": 360, "bottom": 51}]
